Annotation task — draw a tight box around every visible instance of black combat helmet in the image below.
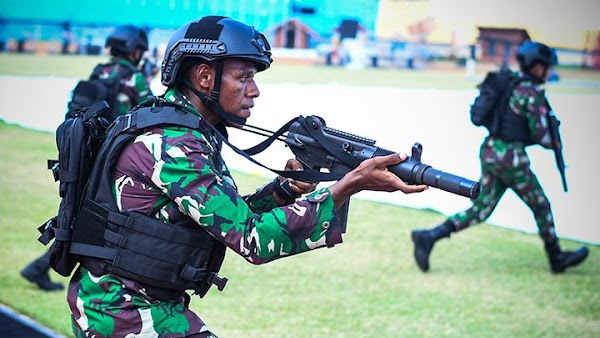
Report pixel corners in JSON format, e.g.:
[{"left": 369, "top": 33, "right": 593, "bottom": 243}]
[
  {"left": 161, "top": 16, "right": 272, "bottom": 125},
  {"left": 105, "top": 25, "right": 149, "bottom": 54},
  {"left": 161, "top": 16, "right": 272, "bottom": 87},
  {"left": 516, "top": 41, "right": 558, "bottom": 70}
]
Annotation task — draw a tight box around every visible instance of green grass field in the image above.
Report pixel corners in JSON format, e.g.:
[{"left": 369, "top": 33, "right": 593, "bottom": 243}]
[{"left": 1, "top": 54, "right": 599, "bottom": 337}]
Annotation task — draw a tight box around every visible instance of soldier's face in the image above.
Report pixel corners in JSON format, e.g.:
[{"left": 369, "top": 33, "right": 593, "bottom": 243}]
[
  {"left": 218, "top": 59, "right": 260, "bottom": 127},
  {"left": 543, "top": 66, "right": 554, "bottom": 83},
  {"left": 130, "top": 48, "right": 144, "bottom": 67},
  {"left": 530, "top": 63, "right": 549, "bottom": 84}
]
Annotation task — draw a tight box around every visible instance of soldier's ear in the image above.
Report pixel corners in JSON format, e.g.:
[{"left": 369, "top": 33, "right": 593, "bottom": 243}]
[{"left": 192, "top": 63, "right": 215, "bottom": 91}]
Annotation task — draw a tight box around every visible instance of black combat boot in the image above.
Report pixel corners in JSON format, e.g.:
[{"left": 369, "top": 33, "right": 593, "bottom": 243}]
[
  {"left": 544, "top": 241, "right": 589, "bottom": 273},
  {"left": 20, "top": 251, "right": 64, "bottom": 291},
  {"left": 411, "top": 220, "right": 455, "bottom": 272}
]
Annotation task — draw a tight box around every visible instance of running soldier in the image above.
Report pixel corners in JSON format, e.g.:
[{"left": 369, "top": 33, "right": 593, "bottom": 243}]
[{"left": 411, "top": 41, "right": 589, "bottom": 274}]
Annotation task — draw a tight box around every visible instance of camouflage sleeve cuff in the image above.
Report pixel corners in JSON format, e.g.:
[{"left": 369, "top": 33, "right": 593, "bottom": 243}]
[{"left": 304, "top": 188, "right": 343, "bottom": 247}]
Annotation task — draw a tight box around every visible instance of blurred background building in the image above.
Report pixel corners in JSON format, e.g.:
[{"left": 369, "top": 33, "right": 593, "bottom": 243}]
[{"left": 0, "top": 0, "right": 598, "bottom": 69}]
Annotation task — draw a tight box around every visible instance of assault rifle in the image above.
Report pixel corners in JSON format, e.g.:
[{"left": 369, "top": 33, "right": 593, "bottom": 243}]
[
  {"left": 547, "top": 108, "right": 568, "bottom": 192},
  {"left": 239, "top": 115, "right": 481, "bottom": 232}
]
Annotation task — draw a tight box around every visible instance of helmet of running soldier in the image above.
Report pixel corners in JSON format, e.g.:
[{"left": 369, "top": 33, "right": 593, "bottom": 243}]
[
  {"left": 161, "top": 16, "right": 272, "bottom": 87},
  {"left": 516, "top": 41, "right": 558, "bottom": 70},
  {"left": 105, "top": 25, "right": 149, "bottom": 54}
]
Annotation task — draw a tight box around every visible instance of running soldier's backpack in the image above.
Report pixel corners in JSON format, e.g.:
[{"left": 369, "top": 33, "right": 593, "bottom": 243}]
[
  {"left": 68, "top": 62, "right": 136, "bottom": 123},
  {"left": 38, "top": 100, "right": 112, "bottom": 276},
  {"left": 470, "top": 67, "right": 521, "bottom": 134}
]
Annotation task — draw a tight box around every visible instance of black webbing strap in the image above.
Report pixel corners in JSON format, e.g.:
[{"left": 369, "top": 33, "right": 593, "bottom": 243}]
[
  {"left": 37, "top": 218, "right": 55, "bottom": 245},
  {"left": 82, "top": 100, "right": 110, "bottom": 122},
  {"left": 182, "top": 75, "right": 247, "bottom": 126},
  {"left": 211, "top": 61, "right": 223, "bottom": 102},
  {"left": 180, "top": 264, "right": 208, "bottom": 283},
  {"left": 102, "top": 228, "right": 195, "bottom": 266},
  {"left": 114, "top": 104, "right": 343, "bottom": 183},
  {"left": 113, "top": 253, "right": 185, "bottom": 284},
  {"left": 57, "top": 116, "right": 84, "bottom": 184},
  {"left": 114, "top": 105, "right": 201, "bottom": 135},
  {"left": 242, "top": 117, "right": 297, "bottom": 155},
  {"left": 105, "top": 210, "right": 212, "bottom": 247},
  {"left": 70, "top": 242, "right": 116, "bottom": 261},
  {"left": 203, "top": 116, "right": 344, "bottom": 182}
]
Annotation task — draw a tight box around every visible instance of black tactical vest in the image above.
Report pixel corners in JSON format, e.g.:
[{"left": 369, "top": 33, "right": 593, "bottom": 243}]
[
  {"left": 495, "top": 75, "right": 539, "bottom": 145},
  {"left": 496, "top": 103, "right": 534, "bottom": 145},
  {"left": 70, "top": 100, "right": 228, "bottom": 300}
]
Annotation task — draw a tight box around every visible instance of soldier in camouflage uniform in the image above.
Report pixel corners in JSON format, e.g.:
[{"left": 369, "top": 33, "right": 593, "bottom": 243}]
[
  {"left": 67, "top": 16, "right": 427, "bottom": 337},
  {"left": 411, "top": 41, "right": 589, "bottom": 274},
  {"left": 20, "top": 25, "right": 153, "bottom": 292},
  {"left": 94, "top": 24, "right": 153, "bottom": 115}
]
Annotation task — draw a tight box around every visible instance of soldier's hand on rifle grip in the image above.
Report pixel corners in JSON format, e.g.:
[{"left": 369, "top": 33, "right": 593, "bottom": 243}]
[{"left": 273, "top": 159, "right": 317, "bottom": 205}]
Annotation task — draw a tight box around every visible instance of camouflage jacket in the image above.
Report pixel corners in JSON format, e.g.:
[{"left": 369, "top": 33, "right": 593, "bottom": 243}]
[
  {"left": 95, "top": 57, "right": 152, "bottom": 115},
  {"left": 67, "top": 88, "right": 343, "bottom": 337},
  {"left": 507, "top": 74, "right": 553, "bottom": 149},
  {"left": 481, "top": 74, "right": 554, "bottom": 167}
]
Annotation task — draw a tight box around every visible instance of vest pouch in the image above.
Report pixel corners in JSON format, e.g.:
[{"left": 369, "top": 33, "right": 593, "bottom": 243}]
[
  {"left": 72, "top": 199, "right": 226, "bottom": 300},
  {"left": 498, "top": 110, "right": 535, "bottom": 145}
]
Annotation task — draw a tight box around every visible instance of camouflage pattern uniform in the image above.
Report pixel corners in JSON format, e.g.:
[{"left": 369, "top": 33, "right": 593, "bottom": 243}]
[
  {"left": 67, "top": 87, "right": 343, "bottom": 337},
  {"left": 97, "top": 56, "right": 152, "bottom": 115},
  {"left": 448, "top": 75, "right": 557, "bottom": 242}
]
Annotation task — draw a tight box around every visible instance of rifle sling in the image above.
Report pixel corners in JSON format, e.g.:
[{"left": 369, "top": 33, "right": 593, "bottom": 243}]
[{"left": 203, "top": 116, "right": 344, "bottom": 183}]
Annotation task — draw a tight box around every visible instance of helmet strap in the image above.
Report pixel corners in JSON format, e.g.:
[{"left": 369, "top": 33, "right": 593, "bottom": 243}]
[
  {"left": 210, "top": 60, "right": 223, "bottom": 102},
  {"left": 182, "top": 61, "right": 247, "bottom": 126}
]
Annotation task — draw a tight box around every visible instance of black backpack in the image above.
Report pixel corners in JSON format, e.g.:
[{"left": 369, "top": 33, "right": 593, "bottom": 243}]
[
  {"left": 38, "top": 101, "right": 112, "bottom": 276},
  {"left": 470, "top": 67, "right": 521, "bottom": 134},
  {"left": 37, "top": 100, "right": 228, "bottom": 298},
  {"left": 68, "top": 62, "right": 136, "bottom": 123}
]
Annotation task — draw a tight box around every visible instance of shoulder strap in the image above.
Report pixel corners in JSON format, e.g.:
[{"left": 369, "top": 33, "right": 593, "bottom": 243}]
[
  {"left": 490, "top": 73, "right": 525, "bottom": 135},
  {"left": 89, "top": 64, "right": 106, "bottom": 80},
  {"left": 114, "top": 62, "right": 138, "bottom": 85},
  {"left": 112, "top": 105, "right": 201, "bottom": 135},
  {"left": 101, "top": 61, "right": 140, "bottom": 118},
  {"left": 91, "top": 61, "right": 137, "bottom": 80},
  {"left": 499, "top": 73, "right": 523, "bottom": 107}
]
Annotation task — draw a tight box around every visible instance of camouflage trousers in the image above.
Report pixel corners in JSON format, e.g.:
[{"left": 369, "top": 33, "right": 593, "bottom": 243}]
[{"left": 448, "top": 138, "right": 557, "bottom": 243}]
